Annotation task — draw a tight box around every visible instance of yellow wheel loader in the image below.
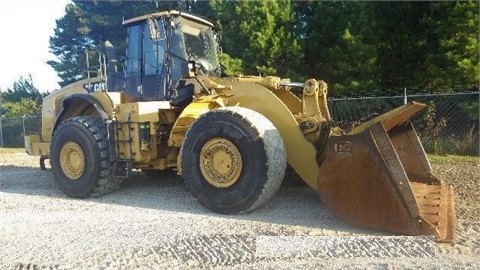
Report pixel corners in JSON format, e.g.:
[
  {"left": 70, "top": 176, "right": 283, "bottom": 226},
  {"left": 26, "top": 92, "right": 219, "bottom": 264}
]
[{"left": 24, "top": 11, "right": 456, "bottom": 242}]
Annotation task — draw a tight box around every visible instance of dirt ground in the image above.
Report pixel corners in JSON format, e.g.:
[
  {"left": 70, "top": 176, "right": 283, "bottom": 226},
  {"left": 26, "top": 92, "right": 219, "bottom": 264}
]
[{"left": 0, "top": 152, "right": 479, "bottom": 269}]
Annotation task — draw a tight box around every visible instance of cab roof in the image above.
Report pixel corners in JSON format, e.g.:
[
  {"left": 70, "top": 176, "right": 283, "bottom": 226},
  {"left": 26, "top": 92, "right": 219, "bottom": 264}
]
[{"left": 122, "top": 10, "right": 214, "bottom": 28}]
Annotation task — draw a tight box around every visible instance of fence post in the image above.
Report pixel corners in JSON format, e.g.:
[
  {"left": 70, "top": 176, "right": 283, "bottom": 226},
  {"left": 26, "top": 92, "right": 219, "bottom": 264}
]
[
  {"left": 0, "top": 115, "right": 4, "bottom": 147},
  {"left": 404, "top": 87, "right": 407, "bottom": 105},
  {"left": 22, "top": 114, "right": 27, "bottom": 137}
]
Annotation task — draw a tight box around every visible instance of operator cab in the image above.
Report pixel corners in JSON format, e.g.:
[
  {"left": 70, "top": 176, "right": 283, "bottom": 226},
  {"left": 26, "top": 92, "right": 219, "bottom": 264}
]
[{"left": 116, "top": 10, "right": 220, "bottom": 104}]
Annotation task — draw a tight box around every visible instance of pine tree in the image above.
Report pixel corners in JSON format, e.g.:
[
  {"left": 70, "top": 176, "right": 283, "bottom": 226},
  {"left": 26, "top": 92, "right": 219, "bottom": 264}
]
[
  {"left": 424, "top": 1, "right": 480, "bottom": 91},
  {"left": 302, "top": 1, "right": 378, "bottom": 96},
  {"left": 0, "top": 75, "right": 45, "bottom": 117},
  {"left": 48, "top": 1, "right": 180, "bottom": 87},
  {"left": 211, "top": 0, "right": 303, "bottom": 79},
  {"left": 372, "top": 2, "right": 431, "bottom": 93}
]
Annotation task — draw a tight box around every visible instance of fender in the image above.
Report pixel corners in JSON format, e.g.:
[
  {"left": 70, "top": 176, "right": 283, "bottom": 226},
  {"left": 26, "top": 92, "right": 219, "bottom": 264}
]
[
  {"left": 222, "top": 81, "right": 321, "bottom": 190},
  {"left": 53, "top": 94, "right": 110, "bottom": 133}
]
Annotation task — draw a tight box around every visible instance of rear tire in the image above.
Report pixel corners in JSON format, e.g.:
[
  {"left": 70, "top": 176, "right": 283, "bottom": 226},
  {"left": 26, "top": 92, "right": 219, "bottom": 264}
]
[
  {"left": 50, "top": 116, "right": 123, "bottom": 198},
  {"left": 181, "top": 107, "right": 286, "bottom": 214}
]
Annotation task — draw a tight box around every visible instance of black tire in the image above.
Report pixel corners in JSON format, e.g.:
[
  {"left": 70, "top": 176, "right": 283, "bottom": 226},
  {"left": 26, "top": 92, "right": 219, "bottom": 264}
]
[
  {"left": 180, "top": 107, "right": 286, "bottom": 214},
  {"left": 50, "top": 116, "right": 123, "bottom": 198},
  {"left": 141, "top": 168, "right": 176, "bottom": 179}
]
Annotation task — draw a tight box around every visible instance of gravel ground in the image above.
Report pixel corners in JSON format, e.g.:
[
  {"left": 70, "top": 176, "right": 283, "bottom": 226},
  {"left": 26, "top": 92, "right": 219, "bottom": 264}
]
[{"left": 0, "top": 152, "right": 479, "bottom": 269}]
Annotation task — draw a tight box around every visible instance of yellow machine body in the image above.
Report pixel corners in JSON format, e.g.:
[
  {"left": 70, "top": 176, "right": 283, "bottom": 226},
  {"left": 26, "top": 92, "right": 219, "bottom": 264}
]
[{"left": 26, "top": 75, "right": 329, "bottom": 184}]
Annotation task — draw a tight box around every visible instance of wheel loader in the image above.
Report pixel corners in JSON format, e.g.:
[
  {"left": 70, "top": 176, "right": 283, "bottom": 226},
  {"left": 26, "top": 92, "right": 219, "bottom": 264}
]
[{"left": 24, "top": 10, "right": 456, "bottom": 242}]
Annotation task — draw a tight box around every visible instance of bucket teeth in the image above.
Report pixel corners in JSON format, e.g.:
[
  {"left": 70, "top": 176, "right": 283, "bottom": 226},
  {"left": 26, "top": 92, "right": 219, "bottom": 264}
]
[{"left": 413, "top": 183, "right": 456, "bottom": 242}]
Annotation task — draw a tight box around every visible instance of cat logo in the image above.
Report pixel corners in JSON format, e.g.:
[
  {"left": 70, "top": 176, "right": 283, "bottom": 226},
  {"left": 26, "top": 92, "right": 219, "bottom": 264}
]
[{"left": 83, "top": 82, "right": 105, "bottom": 92}]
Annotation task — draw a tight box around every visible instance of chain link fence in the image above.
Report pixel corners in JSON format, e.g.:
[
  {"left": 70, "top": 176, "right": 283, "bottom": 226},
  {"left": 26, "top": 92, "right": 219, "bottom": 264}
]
[
  {"left": 329, "top": 92, "right": 479, "bottom": 156},
  {"left": 0, "top": 115, "right": 41, "bottom": 148},
  {"left": 1, "top": 92, "right": 478, "bottom": 156}
]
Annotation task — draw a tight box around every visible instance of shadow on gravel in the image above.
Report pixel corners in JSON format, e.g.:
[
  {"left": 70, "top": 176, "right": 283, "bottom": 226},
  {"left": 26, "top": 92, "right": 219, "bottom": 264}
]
[
  {"left": 119, "top": 173, "right": 347, "bottom": 230},
  {"left": 113, "top": 172, "right": 376, "bottom": 234},
  {"left": 0, "top": 165, "right": 380, "bottom": 236},
  {"left": 0, "top": 165, "right": 61, "bottom": 196}
]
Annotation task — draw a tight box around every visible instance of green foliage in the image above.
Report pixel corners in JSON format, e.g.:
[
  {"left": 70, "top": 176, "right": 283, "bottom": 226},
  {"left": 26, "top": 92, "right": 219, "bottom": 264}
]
[
  {"left": 428, "top": 154, "right": 480, "bottom": 164},
  {"left": 1, "top": 117, "right": 25, "bottom": 147},
  {"left": 1, "top": 75, "right": 44, "bottom": 103},
  {"left": 2, "top": 98, "right": 42, "bottom": 117},
  {"left": 301, "top": 1, "right": 479, "bottom": 94},
  {"left": 211, "top": 0, "right": 303, "bottom": 79},
  {"left": 424, "top": 1, "right": 480, "bottom": 91},
  {"left": 47, "top": 0, "right": 479, "bottom": 93},
  {"left": 454, "top": 126, "right": 479, "bottom": 156},
  {"left": 423, "top": 135, "right": 479, "bottom": 157},
  {"left": 0, "top": 76, "right": 45, "bottom": 147},
  {"left": 0, "top": 75, "right": 45, "bottom": 117},
  {"left": 302, "top": 1, "right": 378, "bottom": 96},
  {"left": 48, "top": 0, "right": 214, "bottom": 87},
  {"left": 459, "top": 101, "right": 479, "bottom": 121},
  {"left": 416, "top": 99, "right": 478, "bottom": 156},
  {"left": 372, "top": 2, "right": 432, "bottom": 92},
  {"left": 218, "top": 52, "right": 243, "bottom": 77},
  {"left": 419, "top": 101, "right": 448, "bottom": 154}
]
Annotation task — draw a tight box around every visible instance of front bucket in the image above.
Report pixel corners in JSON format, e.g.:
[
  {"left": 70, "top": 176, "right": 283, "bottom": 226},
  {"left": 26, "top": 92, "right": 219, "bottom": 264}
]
[{"left": 317, "top": 102, "right": 456, "bottom": 242}]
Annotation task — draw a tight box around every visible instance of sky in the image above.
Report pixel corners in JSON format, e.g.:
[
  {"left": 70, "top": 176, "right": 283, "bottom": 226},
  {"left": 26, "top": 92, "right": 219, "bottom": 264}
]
[{"left": 0, "top": 0, "right": 71, "bottom": 93}]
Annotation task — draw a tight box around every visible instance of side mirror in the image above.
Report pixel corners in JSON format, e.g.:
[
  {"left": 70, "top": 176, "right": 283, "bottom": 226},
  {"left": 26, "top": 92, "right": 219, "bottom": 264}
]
[{"left": 147, "top": 17, "right": 165, "bottom": 41}]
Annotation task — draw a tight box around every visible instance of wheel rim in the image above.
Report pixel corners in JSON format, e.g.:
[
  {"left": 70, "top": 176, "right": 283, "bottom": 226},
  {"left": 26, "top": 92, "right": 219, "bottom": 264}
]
[
  {"left": 200, "top": 138, "right": 243, "bottom": 188},
  {"left": 60, "top": 141, "right": 86, "bottom": 180}
]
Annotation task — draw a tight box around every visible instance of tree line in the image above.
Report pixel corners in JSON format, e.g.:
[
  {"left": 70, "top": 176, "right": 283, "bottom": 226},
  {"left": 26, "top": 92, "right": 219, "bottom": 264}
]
[
  {"left": 0, "top": 76, "right": 46, "bottom": 118},
  {"left": 0, "top": 1, "right": 477, "bottom": 148},
  {"left": 46, "top": 0, "right": 478, "bottom": 97},
  {"left": 1, "top": 0, "right": 478, "bottom": 119}
]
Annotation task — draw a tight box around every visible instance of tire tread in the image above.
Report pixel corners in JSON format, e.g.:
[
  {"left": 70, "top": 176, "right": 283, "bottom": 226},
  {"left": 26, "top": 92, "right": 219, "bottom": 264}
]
[{"left": 52, "top": 116, "right": 123, "bottom": 198}]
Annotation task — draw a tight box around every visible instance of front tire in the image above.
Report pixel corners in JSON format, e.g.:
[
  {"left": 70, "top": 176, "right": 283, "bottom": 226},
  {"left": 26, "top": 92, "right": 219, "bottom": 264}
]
[
  {"left": 181, "top": 107, "right": 286, "bottom": 214},
  {"left": 50, "top": 116, "right": 123, "bottom": 198}
]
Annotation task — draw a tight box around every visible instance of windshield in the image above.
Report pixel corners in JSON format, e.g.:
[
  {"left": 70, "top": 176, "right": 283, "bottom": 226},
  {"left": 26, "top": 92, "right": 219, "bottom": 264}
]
[{"left": 176, "top": 18, "right": 220, "bottom": 76}]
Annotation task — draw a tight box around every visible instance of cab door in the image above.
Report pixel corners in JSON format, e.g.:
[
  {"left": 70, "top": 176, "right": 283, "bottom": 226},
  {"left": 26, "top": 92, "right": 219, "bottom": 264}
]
[
  {"left": 124, "top": 19, "right": 167, "bottom": 101},
  {"left": 141, "top": 19, "right": 167, "bottom": 101},
  {"left": 125, "top": 23, "right": 142, "bottom": 101}
]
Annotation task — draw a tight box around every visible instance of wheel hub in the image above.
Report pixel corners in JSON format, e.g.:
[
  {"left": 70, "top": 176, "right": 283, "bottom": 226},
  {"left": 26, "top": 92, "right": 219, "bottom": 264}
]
[
  {"left": 200, "top": 138, "right": 243, "bottom": 188},
  {"left": 60, "top": 141, "right": 85, "bottom": 180}
]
